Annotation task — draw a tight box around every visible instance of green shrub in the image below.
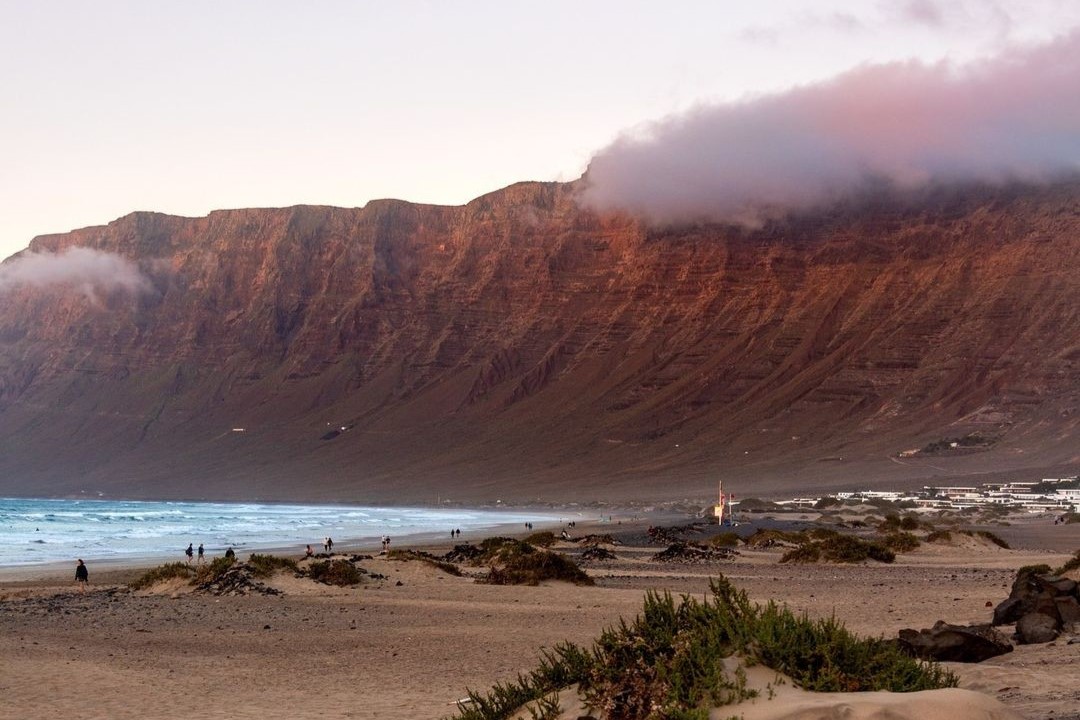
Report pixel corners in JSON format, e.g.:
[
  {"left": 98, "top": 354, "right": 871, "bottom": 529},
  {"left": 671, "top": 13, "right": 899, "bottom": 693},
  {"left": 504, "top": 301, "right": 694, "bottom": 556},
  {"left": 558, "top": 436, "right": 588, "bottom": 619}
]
[
  {"left": 882, "top": 532, "right": 921, "bottom": 553},
  {"left": 781, "top": 535, "right": 895, "bottom": 564},
  {"left": 305, "top": 559, "right": 363, "bottom": 586},
  {"left": 483, "top": 550, "right": 593, "bottom": 586},
  {"left": 524, "top": 531, "right": 557, "bottom": 548},
  {"left": 452, "top": 577, "right": 955, "bottom": 720},
  {"left": 247, "top": 553, "right": 298, "bottom": 578},
  {"left": 129, "top": 562, "right": 194, "bottom": 590},
  {"left": 194, "top": 555, "right": 236, "bottom": 583}
]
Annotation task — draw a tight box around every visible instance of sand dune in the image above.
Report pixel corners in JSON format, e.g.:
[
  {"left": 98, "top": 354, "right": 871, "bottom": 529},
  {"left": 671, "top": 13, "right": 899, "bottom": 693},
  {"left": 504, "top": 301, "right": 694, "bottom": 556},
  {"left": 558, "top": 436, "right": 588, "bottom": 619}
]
[{"left": 1, "top": 514, "right": 1077, "bottom": 719}]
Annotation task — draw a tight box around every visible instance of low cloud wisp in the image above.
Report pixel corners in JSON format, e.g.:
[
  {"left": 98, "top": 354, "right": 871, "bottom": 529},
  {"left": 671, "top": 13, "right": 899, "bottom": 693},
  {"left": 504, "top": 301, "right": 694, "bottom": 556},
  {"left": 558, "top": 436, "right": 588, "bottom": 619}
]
[
  {"left": 581, "top": 31, "right": 1080, "bottom": 225},
  {"left": 0, "top": 247, "right": 152, "bottom": 297}
]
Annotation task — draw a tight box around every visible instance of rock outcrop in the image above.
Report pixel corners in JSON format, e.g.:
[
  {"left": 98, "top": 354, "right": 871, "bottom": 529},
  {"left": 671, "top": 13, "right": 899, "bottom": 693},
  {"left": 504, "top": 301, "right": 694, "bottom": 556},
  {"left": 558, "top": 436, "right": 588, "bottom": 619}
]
[
  {"left": 898, "top": 621, "right": 1013, "bottom": 662},
  {"left": 993, "top": 567, "right": 1080, "bottom": 644},
  {"left": 1, "top": 180, "right": 1078, "bottom": 502}
]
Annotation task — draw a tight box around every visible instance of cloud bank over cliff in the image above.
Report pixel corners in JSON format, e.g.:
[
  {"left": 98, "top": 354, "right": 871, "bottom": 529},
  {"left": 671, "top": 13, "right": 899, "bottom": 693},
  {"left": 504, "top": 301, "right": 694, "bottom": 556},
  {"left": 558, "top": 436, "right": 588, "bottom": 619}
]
[
  {"left": 581, "top": 30, "right": 1080, "bottom": 224},
  {"left": 0, "top": 247, "right": 151, "bottom": 296}
]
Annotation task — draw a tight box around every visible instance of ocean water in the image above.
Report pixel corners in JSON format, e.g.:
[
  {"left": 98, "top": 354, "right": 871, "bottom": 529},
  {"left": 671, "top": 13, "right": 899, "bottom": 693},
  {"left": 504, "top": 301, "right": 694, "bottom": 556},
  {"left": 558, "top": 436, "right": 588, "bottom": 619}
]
[{"left": 0, "top": 497, "right": 560, "bottom": 567}]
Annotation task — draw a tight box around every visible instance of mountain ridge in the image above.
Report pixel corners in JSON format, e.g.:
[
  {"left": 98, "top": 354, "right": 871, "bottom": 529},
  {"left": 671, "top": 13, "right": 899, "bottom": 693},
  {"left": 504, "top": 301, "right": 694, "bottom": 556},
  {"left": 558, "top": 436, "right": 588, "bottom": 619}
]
[{"left": 1, "top": 180, "right": 1077, "bottom": 503}]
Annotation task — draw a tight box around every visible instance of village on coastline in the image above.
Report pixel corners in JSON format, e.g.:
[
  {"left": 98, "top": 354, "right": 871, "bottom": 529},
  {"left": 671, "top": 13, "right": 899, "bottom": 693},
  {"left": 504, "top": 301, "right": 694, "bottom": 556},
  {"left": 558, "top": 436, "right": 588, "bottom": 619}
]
[{"left": 766, "top": 476, "right": 1080, "bottom": 515}]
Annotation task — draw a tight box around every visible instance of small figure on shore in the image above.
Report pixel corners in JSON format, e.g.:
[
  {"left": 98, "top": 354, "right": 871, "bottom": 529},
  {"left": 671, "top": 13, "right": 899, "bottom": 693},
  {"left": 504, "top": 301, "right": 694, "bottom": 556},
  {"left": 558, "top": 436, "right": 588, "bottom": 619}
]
[
  {"left": 185, "top": 543, "right": 194, "bottom": 564},
  {"left": 327, "top": 537, "right": 334, "bottom": 553},
  {"left": 197, "top": 543, "right": 205, "bottom": 564},
  {"left": 225, "top": 547, "right": 235, "bottom": 560},
  {"left": 381, "top": 535, "right": 390, "bottom": 552},
  {"left": 305, "top": 544, "right": 314, "bottom": 558},
  {"left": 75, "top": 559, "right": 88, "bottom": 592},
  {"left": 455, "top": 528, "right": 461, "bottom": 537},
  {"left": 323, "top": 537, "right": 330, "bottom": 552}
]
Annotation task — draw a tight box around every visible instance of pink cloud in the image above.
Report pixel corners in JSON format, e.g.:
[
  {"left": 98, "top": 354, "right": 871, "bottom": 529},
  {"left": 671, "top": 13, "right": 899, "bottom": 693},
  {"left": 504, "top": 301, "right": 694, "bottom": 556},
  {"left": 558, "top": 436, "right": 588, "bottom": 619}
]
[{"left": 580, "top": 30, "right": 1080, "bottom": 224}]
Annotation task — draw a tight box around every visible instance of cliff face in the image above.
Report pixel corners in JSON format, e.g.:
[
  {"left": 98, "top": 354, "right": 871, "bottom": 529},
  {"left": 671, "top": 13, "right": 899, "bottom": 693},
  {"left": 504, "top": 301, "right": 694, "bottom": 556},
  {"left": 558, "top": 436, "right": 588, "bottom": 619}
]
[{"left": 0, "top": 181, "right": 1077, "bottom": 502}]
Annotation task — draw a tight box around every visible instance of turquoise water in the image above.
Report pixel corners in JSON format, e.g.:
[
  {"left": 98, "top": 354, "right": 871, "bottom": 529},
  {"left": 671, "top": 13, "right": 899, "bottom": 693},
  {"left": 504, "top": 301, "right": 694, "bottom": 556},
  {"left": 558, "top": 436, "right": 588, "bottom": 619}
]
[{"left": 0, "top": 497, "right": 559, "bottom": 567}]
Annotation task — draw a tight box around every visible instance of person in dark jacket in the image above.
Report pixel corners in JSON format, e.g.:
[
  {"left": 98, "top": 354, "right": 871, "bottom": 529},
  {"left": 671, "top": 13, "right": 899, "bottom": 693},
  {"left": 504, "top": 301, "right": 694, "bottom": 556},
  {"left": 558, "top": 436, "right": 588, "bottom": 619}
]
[{"left": 75, "top": 559, "right": 88, "bottom": 592}]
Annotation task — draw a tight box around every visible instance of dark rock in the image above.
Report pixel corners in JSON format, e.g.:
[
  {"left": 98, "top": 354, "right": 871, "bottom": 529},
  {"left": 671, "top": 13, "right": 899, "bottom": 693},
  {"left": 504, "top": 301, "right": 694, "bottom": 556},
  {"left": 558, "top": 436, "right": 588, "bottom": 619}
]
[
  {"left": 897, "top": 621, "right": 1012, "bottom": 663},
  {"left": 992, "top": 597, "right": 1023, "bottom": 626},
  {"left": 1016, "top": 613, "right": 1060, "bottom": 644},
  {"left": 1055, "top": 596, "right": 1080, "bottom": 624}
]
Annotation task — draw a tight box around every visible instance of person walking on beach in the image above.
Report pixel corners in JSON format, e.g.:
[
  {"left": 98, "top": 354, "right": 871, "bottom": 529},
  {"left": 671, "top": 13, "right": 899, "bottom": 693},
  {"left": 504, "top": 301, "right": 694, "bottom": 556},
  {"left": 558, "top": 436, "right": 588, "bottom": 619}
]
[
  {"left": 185, "top": 543, "right": 194, "bottom": 564},
  {"left": 197, "top": 543, "right": 205, "bottom": 564},
  {"left": 326, "top": 537, "right": 334, "bottom": 553},
  {"left": 305, "top": 544, "right": 314, "bottom": 558},
  {"left": 75, "top": 559, "right": 88, "bottom": 593},
  {"left": 323, "top": 537, "right": 330, "bottom": 553}
]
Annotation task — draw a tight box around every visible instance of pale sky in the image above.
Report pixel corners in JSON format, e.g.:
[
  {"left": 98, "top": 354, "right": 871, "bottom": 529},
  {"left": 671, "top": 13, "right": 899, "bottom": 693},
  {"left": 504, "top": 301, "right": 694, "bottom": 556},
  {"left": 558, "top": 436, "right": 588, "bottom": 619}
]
[{"left": 2, "top": 0, "right": 1078, "bottom": 260}]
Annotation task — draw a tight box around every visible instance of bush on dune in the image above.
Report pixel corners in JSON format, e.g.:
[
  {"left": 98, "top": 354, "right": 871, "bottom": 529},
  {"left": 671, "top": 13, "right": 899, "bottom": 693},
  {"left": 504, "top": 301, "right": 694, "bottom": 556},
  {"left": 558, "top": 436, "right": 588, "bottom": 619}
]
[
  {"left": 483, "top": 549, "right": 593, "bottom": 586},
  {"left": 129, "top": 562, "right": 195, "bottom": 590},
  {"left": 452, "top": 576, "right": 955, "bottom": 720},
  {"left": 524, "top": 531, "right": 557, "bottom": 548},
  {"left": 781, "top": 535, "right": 895, "bottom": 564},
  {"left": 247, "top": 553, "right": 298, "bottom": 578},
  {"left": 305, "top": 559, "right": 363, "bottom": 586}
]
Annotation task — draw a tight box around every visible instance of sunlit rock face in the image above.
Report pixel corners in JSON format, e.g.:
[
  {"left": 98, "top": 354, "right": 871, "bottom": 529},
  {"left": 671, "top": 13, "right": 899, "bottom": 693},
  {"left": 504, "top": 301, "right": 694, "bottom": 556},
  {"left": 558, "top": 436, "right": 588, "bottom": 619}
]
[{"left": 0, "top": 180, "right": 1077, "bottom": 502}]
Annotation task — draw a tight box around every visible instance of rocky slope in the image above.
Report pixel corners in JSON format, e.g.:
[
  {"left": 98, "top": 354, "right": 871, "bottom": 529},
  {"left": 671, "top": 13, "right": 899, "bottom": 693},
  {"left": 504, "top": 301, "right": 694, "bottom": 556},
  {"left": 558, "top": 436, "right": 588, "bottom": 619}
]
[{"left": 0, "top": 180, "right": 1077, "bottom": 503}]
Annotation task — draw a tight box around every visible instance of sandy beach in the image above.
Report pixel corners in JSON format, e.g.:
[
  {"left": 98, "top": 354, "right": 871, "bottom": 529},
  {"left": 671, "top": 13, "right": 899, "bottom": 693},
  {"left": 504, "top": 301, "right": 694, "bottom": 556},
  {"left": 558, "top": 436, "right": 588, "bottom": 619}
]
[{"left": 2, "top": 512, "right": 1078, "bottom": 720}]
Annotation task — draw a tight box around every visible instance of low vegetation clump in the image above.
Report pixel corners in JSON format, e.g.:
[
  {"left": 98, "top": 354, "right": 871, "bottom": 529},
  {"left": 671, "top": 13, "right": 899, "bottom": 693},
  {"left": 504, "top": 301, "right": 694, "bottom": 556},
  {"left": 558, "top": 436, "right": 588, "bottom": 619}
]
[
  {"left": 304, "top": 559, "right": 364, "bottom": 586},
  {"left": 194, "top": 555, "right": 236, "bottom": 583},
  {"left": 881, "top": 532, "right": 921, "bottom": 553},
  {"left": 744, "top": 528, "right": 809, "bottom": 548},
  {"left": 1056, "top": 550, "right": 1080, "bottom": 575},
  {"left": 247, "top": 553, "right": 298, "bottom": 578},
  {"left": 452, "top": 577, "right": 955, "bottom": 720},
  {"left": 524, "top": 531, "right": 557, "bottom": 547},
  {"left": 129, "top": 562, "right": 195, "bottom": 590},
  {"left": 879, "top": 513, "right": 921, "bottom": 532},
  {"left": 484, "top": 548, "right": 593, "bottom": 586},
  {"left": 709, "top": 531, "right": 741, "bottom": 547},
  {"left": 1063, "top": 513, "right": 1080, "bottom": 525},
  {"left": 781, "top": 535, "right": 895, "bottom": 564},
  {"left": 814, "top": 496, "right": 842, "bottom": 509},
  {"left": 577, "top": 533, "right": 618, "bottom": 546},
  {"left": 925, "top": 530, "right": 953, "bottom": 543},
  {"left": 386, "top": 548, "right": 462, "bottom": 576}
]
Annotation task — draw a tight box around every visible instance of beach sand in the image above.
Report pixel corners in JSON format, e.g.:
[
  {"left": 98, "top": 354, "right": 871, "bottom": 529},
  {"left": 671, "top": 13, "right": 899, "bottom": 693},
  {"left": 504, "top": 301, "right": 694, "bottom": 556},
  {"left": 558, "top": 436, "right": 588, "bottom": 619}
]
[{"left": 1, "top": 514, "right": 1078, "bottom": 720}]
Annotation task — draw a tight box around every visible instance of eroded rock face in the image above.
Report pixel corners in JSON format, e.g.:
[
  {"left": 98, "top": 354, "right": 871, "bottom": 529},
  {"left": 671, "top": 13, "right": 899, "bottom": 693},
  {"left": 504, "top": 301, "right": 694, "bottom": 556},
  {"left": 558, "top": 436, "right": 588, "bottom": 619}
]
[
  {"left": 1, "top": 181, "right": 1078, "bottom": 502},
  {"left": 898, "top": 621, "right": 1013, "bottom": 663},
  {"left": 994, "top": 568, "right": 1080, "bottom": 645},
  {"left": 1016, "top": 613, "right": 1060, "bottom": 644}
]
